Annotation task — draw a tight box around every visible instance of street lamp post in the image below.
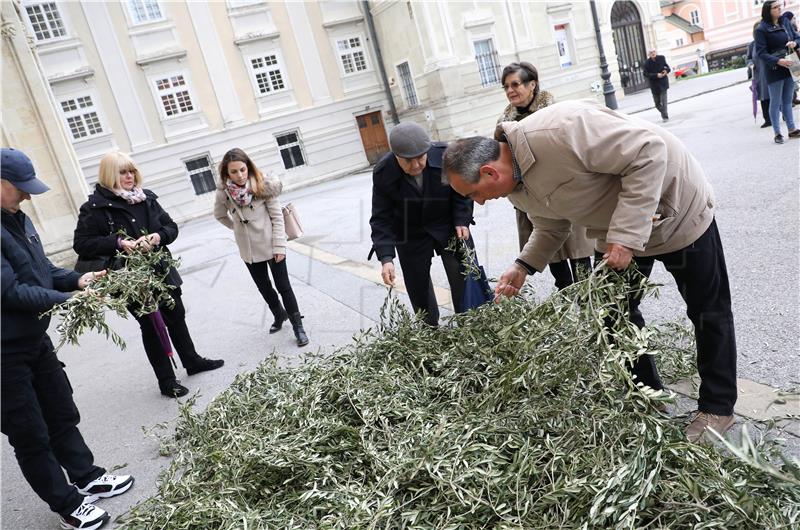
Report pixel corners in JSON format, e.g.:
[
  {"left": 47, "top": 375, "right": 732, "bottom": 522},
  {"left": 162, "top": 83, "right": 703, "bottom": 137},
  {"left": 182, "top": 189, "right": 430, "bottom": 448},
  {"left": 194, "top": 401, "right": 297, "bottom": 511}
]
[{"left": 590, "top": 0, "right": 618, "bottom": 110}]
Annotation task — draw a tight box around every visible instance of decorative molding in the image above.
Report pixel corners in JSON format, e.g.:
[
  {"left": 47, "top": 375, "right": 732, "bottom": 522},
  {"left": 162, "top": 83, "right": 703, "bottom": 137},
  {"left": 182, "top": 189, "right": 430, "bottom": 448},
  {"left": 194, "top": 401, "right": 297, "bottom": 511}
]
[
  {"left": 322, "top": 15, "right": 364, "bottom": 29},
  {"left": 135, "top": 48, "right": 187, "bottom": 66},
  {"left": 546, "top": 3, "right": 573, "bottom": 16},
  {"left": 234, "top": 31, "right": 280, "bottom": 46},
  {"left": 47, "top": 66, "right": 95, "bottom": 83}
]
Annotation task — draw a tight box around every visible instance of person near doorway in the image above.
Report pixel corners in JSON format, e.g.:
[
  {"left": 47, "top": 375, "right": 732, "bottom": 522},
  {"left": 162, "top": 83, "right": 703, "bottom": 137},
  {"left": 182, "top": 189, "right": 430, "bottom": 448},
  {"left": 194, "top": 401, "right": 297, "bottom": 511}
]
[
  {"left": 496, "top": 61, "right": 593, "bottom": 289},
  {"left": 368, "top": 122, "right": 474, "bottom": 327},
  {"left": 644, "top": 49, "right": 671, "bottom": 122}
]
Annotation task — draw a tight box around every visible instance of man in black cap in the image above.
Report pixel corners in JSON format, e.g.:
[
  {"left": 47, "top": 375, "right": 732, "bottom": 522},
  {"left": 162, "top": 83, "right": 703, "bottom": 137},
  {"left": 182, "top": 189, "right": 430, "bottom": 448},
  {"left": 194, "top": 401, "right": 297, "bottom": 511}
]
[
  {"left": 369, "top": 122, "right": 474, "bottom": 326},
  {"left": 1, "top": 148, "right": 134, "bottom": 530}
]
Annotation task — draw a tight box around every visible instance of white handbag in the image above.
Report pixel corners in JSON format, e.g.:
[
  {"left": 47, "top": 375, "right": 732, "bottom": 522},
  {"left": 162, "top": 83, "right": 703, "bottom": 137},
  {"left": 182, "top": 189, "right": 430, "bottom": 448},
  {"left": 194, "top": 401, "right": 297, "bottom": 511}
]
[{"left": 282, "top": 202, "right": 303, "bottom": 240}]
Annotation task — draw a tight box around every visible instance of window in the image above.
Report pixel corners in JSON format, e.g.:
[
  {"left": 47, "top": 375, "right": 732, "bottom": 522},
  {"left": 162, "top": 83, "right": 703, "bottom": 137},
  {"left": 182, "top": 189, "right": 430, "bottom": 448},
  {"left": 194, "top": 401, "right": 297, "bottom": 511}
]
[
  {"left": 184, "top": 155, "right": 216, "bottom": 195},
  {"left": 676, "top": 37, "right": 685, "bottom": 47},
  {"left": 250, "top": 55, "right": 285, "bottom": 94},
  {"left": 127, "top": 0, "right": 163, "bottom": 24},
  {"left": 154, "top": 75, "right": 194, "bottom": 117},
  {"left": 336, "top": 37, "right": 368, "bottom": 74},
  {"left": 397, "top": 62, "right": 418, "bottom": 107},
  {"left": 473, "top": 38, "right": 500, "bottom": 86},
  {"left": 25, "top": 3, "right": 66, "bottom": 41},
  {"left": 553, "top": 24, "right": 573, "bottom": 68},
  {"left": 690, "top": 9, "right": 701, "bottom": 25},
  {"left": 60, "top": 96, "right": 103, "bottom": 140},
  {"left": 276, "top": 132, "right": 305, "bottom": 169}
]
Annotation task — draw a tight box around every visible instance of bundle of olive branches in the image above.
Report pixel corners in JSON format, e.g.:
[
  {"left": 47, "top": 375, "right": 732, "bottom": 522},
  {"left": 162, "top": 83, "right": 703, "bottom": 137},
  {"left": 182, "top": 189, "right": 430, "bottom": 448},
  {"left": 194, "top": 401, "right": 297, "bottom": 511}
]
[
  {"left": 44, "top": 247, "right": 178, "bottom": 351},
  {"left": 120, "top": 267, "right": 799, "bottom": 529}
]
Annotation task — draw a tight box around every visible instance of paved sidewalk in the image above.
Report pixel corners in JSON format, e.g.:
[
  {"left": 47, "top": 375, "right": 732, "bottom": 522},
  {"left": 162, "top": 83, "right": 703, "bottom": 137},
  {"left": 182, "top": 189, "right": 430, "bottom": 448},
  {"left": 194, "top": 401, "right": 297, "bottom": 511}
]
[{"left": 616, "top": 67, "right": 750, "bottom": 115}]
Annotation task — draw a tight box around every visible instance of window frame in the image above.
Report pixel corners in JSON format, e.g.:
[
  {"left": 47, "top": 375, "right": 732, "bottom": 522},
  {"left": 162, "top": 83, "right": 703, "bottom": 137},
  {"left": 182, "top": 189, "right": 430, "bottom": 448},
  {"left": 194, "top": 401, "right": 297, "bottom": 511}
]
[
  {"left": 690, "top": 9, "right": 701, "bottom": 26},
  {"left": 552, "top": 23, "right": 575, "bottom": 69},
  {"left": 182, "top": 154, "right": 217, "bottom": 196},
  {"left": 58, "top": 94, "right": 106, "bottom": 141},
  {"left": 150, "top": 73, "right": 198, "bottom": 120},
  {"left": 23, "top": 1, "right": 68, "bottom": 43},
  {"left": 396, "top": 60, "right": 419, "bottom": 108},
  {"left": 472, "top": 37, "right": 501, "bottom": 87},
  {"left": 334, "top": 34, "right": 371, "bottom": 77},
  {"left": 125, "top": 0, "right": 165, "bottom": 26},
  {"left": 246, "top": 51, "right": 289, "bottom": 97},
  {"left": 274, "top": 130, "right": 307, "bottom": 170}
]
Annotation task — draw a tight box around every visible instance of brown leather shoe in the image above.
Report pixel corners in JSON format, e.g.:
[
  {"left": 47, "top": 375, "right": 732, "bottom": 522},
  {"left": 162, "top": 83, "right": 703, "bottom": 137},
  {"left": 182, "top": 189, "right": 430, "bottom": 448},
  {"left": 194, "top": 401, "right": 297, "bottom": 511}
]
[{"left": 685, "top": 411, "right": 734, "bottom": 443}]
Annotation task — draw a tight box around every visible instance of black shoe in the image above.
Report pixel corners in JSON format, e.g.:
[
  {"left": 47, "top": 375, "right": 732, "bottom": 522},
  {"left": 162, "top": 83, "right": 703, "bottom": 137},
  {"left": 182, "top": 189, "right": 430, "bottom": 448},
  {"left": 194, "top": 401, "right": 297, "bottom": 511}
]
[
  {"left": 760, "top": 121, "right": 772, "bottom": 128},
  {"left": 159, "top": 380, "right": 189, "bottom": 398},
  {"left": 775, "top": 134, "right": 785, "bottom": 144},
  {"left": 788, "top": 129, "right": 800, "bottom": 138},
  {"left": 269, "top": 308, "right": 289, "bottom": 334},
  {"left": 288, "top": 312, "right": 309, "bottom": 347},
  {"left": 186, "top": 357, "right": 224, "bottom": 375}
]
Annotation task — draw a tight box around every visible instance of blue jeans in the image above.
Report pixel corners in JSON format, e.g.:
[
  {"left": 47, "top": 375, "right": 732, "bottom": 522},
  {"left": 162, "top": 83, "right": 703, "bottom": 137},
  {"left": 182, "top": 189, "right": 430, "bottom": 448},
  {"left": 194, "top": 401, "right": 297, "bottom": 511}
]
[{"left": 767, "top": 76, "right": 796, "bottom": 135}]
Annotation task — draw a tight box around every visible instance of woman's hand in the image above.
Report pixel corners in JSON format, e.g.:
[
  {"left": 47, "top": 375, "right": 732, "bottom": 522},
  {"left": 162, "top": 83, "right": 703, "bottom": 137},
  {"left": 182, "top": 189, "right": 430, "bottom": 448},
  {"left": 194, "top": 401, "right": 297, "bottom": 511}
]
[
  {"left": 381, "top": 262, "right": 396, "bottom": 287},
  {"left": 119, "top": 238, "right": 138, "bottom": 253},
  {"left": 133, "top": 233, "right": 161, "bottom": 252},
  {"left": 455, "top": 226, "right": 470, "bottom": 240},
  {"left": 787, "top": 41, "right": 797, "bottom": 50},
  {"left": 778, "top": 58, "right": 794, "bottom": 68},
  {"left": 77, "top": 269, "right": 107, "bottom": 289},
  {"left": 274, "top": 253, "right": 285, "bottom": 263}
]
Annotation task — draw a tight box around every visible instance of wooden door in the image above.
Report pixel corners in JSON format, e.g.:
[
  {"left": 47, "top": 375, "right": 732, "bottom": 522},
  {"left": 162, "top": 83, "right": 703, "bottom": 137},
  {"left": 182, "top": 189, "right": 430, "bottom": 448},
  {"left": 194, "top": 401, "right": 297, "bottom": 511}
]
[{"left": 356, "top": 111, "right": 389, "bottom": 165}]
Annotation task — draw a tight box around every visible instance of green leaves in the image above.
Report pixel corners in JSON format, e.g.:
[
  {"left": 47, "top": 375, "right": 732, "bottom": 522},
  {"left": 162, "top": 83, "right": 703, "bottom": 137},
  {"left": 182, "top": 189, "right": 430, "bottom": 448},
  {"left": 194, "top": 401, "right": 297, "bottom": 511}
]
[
  {"left": 44, "top": 246, "right": 178, "bottom": 351},
  {"left": 120, "top": 267, "right": 799, "bottom": 529}
]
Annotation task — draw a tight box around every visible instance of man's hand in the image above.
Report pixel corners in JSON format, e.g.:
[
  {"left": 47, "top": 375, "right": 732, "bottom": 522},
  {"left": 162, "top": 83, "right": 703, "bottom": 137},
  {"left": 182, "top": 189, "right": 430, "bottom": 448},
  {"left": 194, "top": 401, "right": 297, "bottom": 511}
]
[
  {"left": 494, "top": 262, "right": 527, "bottom": 302},
  {"left": 381, "top": 262, "right": 396, "bottom": 287},
  {"left": 603, "top": 243, "right": 634, "bottom": 270},
  {"left": 77, "top": 269, "right": 107, "bottom": 289},
  {"left": 274, "top": 253, "right": 285, "bottom": 263},
  {"left": 455, "top": 226, "right": 470, "bottom": 240}
]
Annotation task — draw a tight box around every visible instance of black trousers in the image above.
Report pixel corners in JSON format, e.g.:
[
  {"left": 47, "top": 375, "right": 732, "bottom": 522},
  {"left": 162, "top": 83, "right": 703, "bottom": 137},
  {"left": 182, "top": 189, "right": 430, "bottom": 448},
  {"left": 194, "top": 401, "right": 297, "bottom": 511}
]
[
  {"left": 397, "top": 238, "right": 467, "bottom": 326},
  {"left": 549, "top": 257, "right": 593, "bottom": 290},
  {"left": 131, "top": 290, "right": 201, "bottom": 384},
  {"left": 651, "top": 88, "right": 669, "bottom": 118},
  {"left": 761, "top": 99, "right": 771, "bottom": 123},
  {"left": 245, "top": 259, "right": 299, "bottom": 316},
  {"left": 597, "top": 220, "right": 737, "bottom": 415},
  {"left": 1, "top": 337, "right": 104, "bottom": 515}
]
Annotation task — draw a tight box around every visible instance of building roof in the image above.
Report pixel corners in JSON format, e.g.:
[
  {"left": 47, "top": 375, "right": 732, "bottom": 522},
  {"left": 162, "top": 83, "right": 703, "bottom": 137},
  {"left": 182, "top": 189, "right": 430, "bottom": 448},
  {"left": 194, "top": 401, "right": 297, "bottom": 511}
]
[{"left": 665, "top": 14, "right": 704, "bottom": 34}]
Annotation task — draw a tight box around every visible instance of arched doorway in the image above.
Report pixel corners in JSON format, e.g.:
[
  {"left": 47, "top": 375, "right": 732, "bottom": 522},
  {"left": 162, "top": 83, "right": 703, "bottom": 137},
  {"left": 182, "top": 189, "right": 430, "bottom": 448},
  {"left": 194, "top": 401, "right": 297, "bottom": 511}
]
[{"left": 611, "top": 1, "right": 648, "bottom": 94}]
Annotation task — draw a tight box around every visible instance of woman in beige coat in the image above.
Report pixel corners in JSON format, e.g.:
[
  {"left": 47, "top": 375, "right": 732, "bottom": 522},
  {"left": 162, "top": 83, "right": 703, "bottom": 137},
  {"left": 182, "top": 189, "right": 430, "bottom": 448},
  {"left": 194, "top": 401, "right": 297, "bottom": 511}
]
[
  {"left": 213, "top": 148, "right": 308, "bottom": 346},
  {"left": 496, "top": 62, "right": 594, "bottom": 289}
]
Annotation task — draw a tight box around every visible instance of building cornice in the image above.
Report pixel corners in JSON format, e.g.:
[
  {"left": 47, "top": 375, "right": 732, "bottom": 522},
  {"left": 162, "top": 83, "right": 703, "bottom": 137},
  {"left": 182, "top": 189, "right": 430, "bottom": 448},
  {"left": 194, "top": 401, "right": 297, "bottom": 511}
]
[
  {"left": 322, "top": 15, "right": 364, "bottom": 29},
  {"left": 234, "top": 31, "right": 280, "bottom": 46},
  {"left": 135, "top": 48, "right": 187, "bottom": 66},
  {"left": 47, "top": 66, "right": 95, "bottom": 83}
]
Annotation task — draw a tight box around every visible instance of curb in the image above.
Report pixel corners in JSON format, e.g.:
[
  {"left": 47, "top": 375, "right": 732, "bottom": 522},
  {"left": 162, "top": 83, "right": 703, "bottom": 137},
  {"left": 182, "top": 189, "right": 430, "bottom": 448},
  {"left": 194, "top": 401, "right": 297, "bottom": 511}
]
[{"left": 627, "top": 78, "right": 750, "bottom": 115}]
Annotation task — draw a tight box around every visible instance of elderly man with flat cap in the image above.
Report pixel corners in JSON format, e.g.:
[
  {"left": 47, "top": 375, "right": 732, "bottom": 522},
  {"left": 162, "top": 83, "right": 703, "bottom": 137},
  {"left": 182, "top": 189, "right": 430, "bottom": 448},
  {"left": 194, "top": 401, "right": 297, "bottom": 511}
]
[
  {"left": 368, "top": 122, "right": 474, "bottom": 326},
  {"left": 1, "top": 148, "right": 134, "bottom": 529}
]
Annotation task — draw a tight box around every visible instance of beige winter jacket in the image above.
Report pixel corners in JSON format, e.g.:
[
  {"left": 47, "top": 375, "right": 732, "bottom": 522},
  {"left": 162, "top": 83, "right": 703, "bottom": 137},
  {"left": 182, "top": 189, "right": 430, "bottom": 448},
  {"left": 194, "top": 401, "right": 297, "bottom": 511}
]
[
  {"left": 499, "top": 99, "right": 715, "bottom": 273},
  {"left": 213, "top": 178, "right": 287, "bottom": 264}
]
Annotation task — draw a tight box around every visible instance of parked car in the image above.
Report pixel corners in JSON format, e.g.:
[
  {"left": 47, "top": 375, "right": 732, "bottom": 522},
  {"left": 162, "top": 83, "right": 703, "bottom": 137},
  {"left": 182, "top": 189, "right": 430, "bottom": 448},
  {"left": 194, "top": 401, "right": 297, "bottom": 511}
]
[{"left": 674, "top": 66, "right": 696, "bottom": 79}]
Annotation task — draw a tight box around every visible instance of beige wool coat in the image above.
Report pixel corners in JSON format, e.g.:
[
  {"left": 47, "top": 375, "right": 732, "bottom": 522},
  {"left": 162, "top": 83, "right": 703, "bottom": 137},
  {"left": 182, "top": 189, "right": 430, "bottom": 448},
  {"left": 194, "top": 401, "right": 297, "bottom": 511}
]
[
  {"left": 213, "top": 178, "right": 287, "bottom": 264},
  {"left": 499, "top": 99, "right": 715, "bottom": 273},
  {"left": 497, "top": 90, "right": 594, "bottom": 261}
]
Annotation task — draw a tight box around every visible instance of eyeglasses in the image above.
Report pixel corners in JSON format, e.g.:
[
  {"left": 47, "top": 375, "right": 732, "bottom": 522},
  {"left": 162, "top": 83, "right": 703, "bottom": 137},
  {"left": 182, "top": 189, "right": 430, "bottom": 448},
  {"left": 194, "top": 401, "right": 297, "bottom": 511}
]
[{"left": 502, "top": 80, "right": 527, "bottom": 91}]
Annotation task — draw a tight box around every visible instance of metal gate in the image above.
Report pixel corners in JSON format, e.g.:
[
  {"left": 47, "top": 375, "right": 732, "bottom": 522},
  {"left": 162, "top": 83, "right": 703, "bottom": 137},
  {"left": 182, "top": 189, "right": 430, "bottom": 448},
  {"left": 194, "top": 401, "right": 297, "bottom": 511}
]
[{"left": 611, "top": 1, "right": 648, "bottom": 94}]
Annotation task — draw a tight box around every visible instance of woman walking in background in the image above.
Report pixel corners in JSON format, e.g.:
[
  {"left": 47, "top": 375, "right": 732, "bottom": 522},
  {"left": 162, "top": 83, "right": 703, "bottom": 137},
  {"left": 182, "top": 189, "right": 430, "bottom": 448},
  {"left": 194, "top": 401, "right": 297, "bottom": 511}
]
[
  {"left": 73, "top": 151, "right": 224, "bottom": 398},
  {"left": 214, "top": 148, "right": 309, "bottom": 347},
  {"left": 495, "top": 62, "right": 593, "bottom": 289},
  {"left": 755, "top": 0, "right": 800, "bottom": 144}
]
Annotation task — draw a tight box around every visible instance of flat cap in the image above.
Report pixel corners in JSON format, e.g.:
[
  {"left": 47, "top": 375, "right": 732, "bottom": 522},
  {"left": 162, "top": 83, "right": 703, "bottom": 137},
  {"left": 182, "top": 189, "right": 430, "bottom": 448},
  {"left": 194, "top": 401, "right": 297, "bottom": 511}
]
[{"left": 389, "top": 122, "right": 430, "bottom": 158}]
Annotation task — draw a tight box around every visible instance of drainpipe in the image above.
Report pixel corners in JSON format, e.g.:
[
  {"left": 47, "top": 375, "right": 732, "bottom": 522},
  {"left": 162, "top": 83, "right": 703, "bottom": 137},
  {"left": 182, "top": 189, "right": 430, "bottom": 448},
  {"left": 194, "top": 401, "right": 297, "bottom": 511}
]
[{"left": 362, "top": 0, "right": 399, "bottom": 124}]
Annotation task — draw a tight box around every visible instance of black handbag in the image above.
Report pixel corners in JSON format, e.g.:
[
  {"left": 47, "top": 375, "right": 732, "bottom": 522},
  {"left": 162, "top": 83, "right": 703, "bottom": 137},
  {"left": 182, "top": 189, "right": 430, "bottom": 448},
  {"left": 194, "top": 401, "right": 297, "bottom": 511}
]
[{"left": 74, "top": 209, "right": 119, "bottom": 273}]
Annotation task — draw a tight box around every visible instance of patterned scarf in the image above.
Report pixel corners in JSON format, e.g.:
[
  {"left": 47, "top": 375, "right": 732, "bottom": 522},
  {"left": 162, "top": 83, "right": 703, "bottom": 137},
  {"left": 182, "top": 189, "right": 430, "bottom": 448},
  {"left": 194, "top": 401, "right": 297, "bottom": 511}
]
[
  {"left": 114, "top": 186, "right": 147, "bottom": 204},
  {"left": 226, "top": 180, "right": 253, "bottom": 207}
]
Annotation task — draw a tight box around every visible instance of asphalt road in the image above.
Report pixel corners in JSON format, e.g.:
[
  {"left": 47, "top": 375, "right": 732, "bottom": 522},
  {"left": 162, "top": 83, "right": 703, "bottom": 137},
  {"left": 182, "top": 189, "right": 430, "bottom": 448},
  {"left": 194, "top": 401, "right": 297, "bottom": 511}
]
[{"left": 2, "top": 81, "right": 798, "bottom": 529}]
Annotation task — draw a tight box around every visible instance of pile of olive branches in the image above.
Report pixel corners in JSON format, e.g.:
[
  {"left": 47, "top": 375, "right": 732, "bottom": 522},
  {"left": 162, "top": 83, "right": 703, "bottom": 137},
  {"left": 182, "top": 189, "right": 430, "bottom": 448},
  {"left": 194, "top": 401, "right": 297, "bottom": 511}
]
[
  {"left": 44, "top": 247, "right": 178, "bottom": 351},
  {"left": 120, "top": 267, "right": 799, "bottom": 529}
]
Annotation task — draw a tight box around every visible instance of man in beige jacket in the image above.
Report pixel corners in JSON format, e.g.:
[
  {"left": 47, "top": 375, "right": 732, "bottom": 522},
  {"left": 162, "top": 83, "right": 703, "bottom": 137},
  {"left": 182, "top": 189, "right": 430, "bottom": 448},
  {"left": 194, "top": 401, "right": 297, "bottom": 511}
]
[{"left": 442, "top": 99, "right": 737, "bottom": 443}]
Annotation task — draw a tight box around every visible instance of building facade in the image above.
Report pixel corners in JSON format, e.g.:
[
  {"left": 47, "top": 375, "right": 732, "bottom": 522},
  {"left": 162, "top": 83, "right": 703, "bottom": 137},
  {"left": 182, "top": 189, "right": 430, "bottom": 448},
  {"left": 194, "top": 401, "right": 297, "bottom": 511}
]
[{"left": 16, "top": 0, "right": 392, "bottom": 225}]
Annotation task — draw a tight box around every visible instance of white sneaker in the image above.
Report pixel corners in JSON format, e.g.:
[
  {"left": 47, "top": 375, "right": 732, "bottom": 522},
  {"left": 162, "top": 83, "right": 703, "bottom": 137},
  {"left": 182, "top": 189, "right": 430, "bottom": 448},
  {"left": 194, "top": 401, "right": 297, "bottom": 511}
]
[
  {"left": 59, "top": 500, "right": 109, "bottom": 530},
  {"left": 76, "top": 474, "right": 134, "bottom": 502}
]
